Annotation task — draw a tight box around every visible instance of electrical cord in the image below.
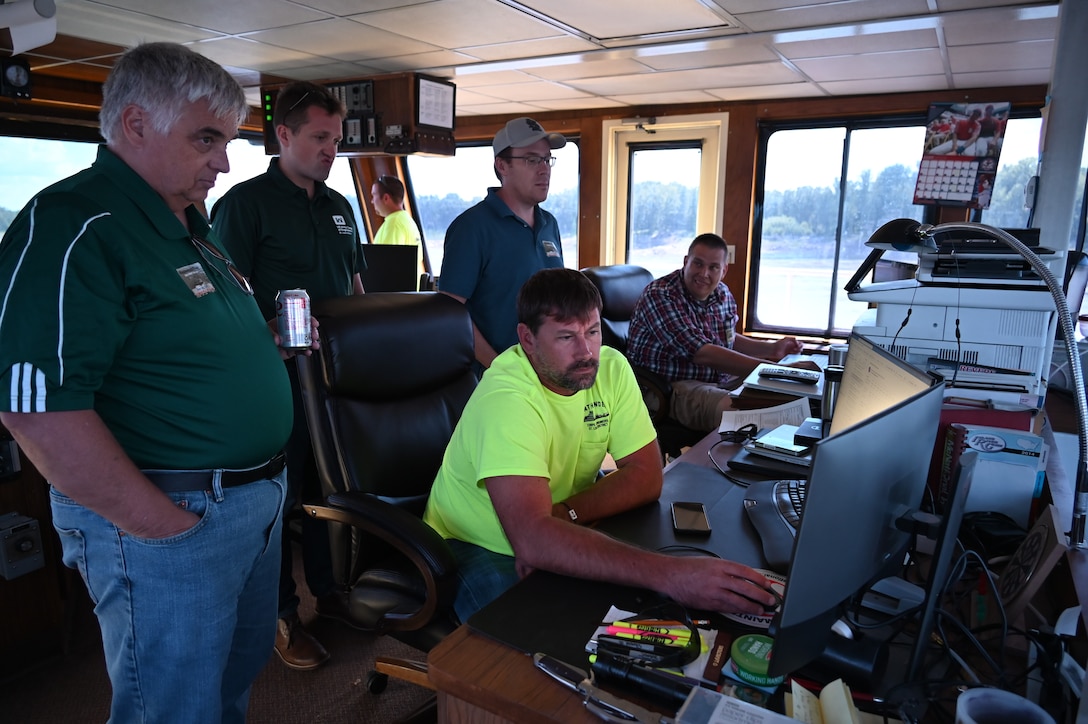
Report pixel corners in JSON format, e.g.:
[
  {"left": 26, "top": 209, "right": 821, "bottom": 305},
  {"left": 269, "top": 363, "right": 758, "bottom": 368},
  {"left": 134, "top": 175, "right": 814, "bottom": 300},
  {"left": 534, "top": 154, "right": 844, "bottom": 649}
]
[{"left": 708, "top": 423, "right": 759, "bottom": 483}]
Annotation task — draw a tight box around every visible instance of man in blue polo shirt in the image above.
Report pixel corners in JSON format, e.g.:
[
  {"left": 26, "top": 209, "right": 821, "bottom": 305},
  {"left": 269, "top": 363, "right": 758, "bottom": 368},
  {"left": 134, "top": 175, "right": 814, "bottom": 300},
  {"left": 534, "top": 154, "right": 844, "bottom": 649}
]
[{"left": 440, "top": 117, "right": 567, "bottom": 373}]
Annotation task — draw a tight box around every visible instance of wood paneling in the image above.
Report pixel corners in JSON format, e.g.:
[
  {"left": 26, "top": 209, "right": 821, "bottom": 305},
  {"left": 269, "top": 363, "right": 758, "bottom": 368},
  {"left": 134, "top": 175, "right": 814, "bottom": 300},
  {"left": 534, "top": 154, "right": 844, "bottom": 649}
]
[{"left": 0, "top": 446, "right": 70, "bottom": 682}]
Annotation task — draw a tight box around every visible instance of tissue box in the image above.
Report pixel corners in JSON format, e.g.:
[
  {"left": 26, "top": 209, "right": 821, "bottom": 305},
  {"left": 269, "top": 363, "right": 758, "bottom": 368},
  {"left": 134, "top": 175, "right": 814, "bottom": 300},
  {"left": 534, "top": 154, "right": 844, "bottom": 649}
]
[{"left": 937, "top": 424, "right": 1047, "bottom": 527}]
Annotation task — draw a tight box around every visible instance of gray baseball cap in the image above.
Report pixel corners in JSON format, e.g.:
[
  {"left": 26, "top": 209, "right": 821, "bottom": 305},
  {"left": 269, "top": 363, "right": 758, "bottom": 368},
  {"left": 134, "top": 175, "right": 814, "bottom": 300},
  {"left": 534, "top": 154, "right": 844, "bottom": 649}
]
[{"left": 493, "top": 117, "right": 566, "bottom": 156}]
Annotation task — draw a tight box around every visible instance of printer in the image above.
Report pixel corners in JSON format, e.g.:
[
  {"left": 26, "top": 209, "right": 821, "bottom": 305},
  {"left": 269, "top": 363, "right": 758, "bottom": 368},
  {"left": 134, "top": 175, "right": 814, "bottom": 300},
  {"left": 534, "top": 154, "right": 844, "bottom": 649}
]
[{"left": 846, "top": 228, "right": 1061, "bottom": 402}]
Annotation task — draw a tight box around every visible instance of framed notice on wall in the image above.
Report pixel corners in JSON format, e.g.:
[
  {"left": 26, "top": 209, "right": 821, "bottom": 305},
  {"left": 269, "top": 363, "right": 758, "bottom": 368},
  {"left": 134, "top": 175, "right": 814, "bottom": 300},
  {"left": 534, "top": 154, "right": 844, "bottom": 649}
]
[
  {"left": 416, "top": 75, "right": 455, "bottom": 130},
  {"left": 914, "top": 101, "right": 1009, "bottom": 210}
]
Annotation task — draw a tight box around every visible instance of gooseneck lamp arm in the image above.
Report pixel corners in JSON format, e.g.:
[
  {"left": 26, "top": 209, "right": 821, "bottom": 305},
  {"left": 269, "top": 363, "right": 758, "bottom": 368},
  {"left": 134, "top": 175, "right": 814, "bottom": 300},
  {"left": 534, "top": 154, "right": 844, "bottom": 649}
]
[{"left": 866, "top": 219, "right": 1088, "bottom": 549}]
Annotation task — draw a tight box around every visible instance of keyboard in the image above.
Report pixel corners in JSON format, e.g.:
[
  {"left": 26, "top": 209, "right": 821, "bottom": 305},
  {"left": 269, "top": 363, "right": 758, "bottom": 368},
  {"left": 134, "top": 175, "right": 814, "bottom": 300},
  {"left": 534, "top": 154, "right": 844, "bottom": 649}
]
[{"left": 743, "top": 479, "right": 807, "bottom": 571}]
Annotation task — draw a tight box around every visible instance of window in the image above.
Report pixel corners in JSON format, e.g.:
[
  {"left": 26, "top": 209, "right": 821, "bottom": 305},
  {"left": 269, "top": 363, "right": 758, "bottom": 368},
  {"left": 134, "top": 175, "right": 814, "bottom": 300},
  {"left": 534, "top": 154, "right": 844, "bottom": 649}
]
[
  {"left": 601, "top": 114, "right": 726, "bottom": 273},
  {"left": 754, "top": 123, "right": 925, "bottom": 336},
  {"left": 626, "top": 144, "right": 702, "bottom": 279},
  {"left": 0, "top": 137, "right": 98, "bottom": 234},
  {"left": 209, "top": 139, "right": 363, "bottom": 227},
  {"left": 753, "top": 115, "right": 1049, "bottom": 337},
  {"left": 406, "top": 143, "right": 580, "bottom": 274},
  {"left": 979, "top": 117, "right": 1042, "bottom": 230}
]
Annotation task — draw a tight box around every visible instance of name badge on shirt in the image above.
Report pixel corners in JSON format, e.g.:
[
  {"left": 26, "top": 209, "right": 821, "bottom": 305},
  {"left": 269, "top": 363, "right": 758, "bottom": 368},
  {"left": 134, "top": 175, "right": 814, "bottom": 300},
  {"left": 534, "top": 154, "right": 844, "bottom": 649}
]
[
  {"left": 542, "top": 240, "right": 560, "bottom": 258},
  {"left": 177, "top": 262, "right": 216, "bottom": 297}
]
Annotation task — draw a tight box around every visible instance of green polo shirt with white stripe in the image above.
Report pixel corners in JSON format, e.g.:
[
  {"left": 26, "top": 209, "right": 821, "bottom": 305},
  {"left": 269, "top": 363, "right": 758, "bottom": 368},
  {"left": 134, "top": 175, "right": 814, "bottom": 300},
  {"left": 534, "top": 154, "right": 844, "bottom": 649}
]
[
  {"left": 211, "top": 157, "right": 365, "bottom": 320},
  {"left": 0, "top": 146, "right": 292, "bottom": 470}
]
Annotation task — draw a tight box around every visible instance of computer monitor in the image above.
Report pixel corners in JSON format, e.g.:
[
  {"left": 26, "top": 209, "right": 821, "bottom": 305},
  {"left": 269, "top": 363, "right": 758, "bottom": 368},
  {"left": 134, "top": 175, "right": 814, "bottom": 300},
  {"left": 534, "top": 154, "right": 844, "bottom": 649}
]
[
  {"left": 767, "top": 380, "right": 946, "bottom": 678},
  {"left": 359, "top": 243, "right": 420, "bottom": 292},
  {"left": 829, "top": 331, "right": 936, "bottom": 436}
]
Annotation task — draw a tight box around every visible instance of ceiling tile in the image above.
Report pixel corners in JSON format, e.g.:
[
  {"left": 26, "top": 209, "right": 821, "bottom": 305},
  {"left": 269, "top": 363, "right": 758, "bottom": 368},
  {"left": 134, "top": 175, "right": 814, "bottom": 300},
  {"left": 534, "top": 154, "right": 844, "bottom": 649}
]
[
  {"left": 191, "top": 37, "right": 323, "bottom": 72},
  {"left": 795, "top": 48, "right": 945, "bottom": 82},
  {"left": 570, "top": 62, "right": 801, "bottom": 96},
  {"left": 518, "top": 0, "right": 733, "bottom": 40},
  {"left": 706, "top": 81, "right": 824, "bottom": 101},
  {"left": 292, "top": 0, "right": 422, "bottom": 14},
  {"left": 524, "top": 57, "right": 656, "bottom": 82},
  {"left": 468, "top": 80, "right": 592, "bottom": 102},
  {"left": 532, "top": 96, "right": 630, "bottom": 111},
  {"left": 733, "top": 0, "right": 932, "bottom": 33},
  {"left": 818, "top": 74, "right": 950, "bottom": 96},
  {"left": 943, "top": 13, "right": 1057, "bottom": 46},
  {"left": 271, "top": 61, "right": 385, "bottom": 81},
  {"left": 948, "top": 40, "right": 1053, "bottom": 73},
  {"left": 637, "top": 43, "right": 779, "bottom": 71},
  {"left": 88, "top": 0, "right": 330, "bottom": 35},
  {"left": 244, "top": 18, "right": 438, "bottom": 61},
  {"left": 605, "top": 89, "right": 722, "bottom": 106},
  {"left": 778, "top": 29, "right": 939, "bottom": 60},
  {"left": 455, "top": 100, "right": 550, "bottom": 115},
  {"left": 448, "top": 69, "right": 539, "bottom": 87},
  {"left": 366, "top": 50, "right": 476, "bottom": 73},
  {"left": 459, "top": 36, "right": 600, "bottom": 63},
  {"left": 952, "top": 68, "right": 1052, "bottom": 89},
  {"left": 57, "top": 1, "right": 221, "bottom": 46},
  {"left": 353, "top": 0, "right": 565, "bottom": 48}
]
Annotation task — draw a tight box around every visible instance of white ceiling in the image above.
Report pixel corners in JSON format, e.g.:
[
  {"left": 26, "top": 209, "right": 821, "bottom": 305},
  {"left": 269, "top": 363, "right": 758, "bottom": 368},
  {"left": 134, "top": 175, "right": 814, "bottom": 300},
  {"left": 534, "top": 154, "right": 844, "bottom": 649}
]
[{"left": 41, "top": 0, "right": 1061, "bottom": 113}]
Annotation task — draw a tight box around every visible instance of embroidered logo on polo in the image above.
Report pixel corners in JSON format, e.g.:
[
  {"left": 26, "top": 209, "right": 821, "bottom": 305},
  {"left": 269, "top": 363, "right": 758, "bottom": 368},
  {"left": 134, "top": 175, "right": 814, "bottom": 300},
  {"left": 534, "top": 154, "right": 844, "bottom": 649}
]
[
  {"left": 583, "top": 400, "right": 609, "bottom": 430},
  {"left": 542, "top": 240, "right": 560, "bottom": 258},
  {"left": 332, "top": 214, "right": 354, "bottom": 236}
]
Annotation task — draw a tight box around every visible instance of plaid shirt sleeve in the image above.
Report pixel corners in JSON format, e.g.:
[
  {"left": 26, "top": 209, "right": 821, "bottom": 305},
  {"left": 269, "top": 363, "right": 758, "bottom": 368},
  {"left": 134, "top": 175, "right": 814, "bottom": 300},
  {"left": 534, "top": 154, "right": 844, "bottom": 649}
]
[{"left": 628, "top": 271, "right": 737, "bottom": 383}]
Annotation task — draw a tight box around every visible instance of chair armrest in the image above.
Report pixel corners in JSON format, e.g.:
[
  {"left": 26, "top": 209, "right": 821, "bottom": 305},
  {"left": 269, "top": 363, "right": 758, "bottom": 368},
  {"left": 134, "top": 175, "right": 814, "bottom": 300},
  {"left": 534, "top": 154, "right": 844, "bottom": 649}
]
[
  {"left": 632, "top": 365, "right": 673, "bottom": 422},
  {"left": 304, "top": 492, "right": 458, "bottom": 633}
]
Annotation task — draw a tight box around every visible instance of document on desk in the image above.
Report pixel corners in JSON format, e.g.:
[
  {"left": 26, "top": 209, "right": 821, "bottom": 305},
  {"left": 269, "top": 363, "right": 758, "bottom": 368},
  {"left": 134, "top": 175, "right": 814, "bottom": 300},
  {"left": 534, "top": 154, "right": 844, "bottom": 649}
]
[{"left": 718, "top": 397, "right": 811, "bottom": 435}]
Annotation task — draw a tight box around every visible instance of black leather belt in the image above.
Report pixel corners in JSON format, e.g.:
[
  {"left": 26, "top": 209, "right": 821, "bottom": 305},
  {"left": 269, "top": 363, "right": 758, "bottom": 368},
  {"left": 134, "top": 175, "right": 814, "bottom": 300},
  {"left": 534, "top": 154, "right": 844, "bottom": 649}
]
[{"left": 142, "top": 452, "right": 286, "bottom": 493}]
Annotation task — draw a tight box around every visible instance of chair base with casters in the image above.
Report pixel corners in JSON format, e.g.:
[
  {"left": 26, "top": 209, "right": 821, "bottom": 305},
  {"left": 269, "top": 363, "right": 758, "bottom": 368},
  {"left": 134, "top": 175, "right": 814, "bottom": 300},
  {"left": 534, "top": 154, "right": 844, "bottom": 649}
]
[{"left": 296, "top": 292, "right": 477, "bottom": 722}]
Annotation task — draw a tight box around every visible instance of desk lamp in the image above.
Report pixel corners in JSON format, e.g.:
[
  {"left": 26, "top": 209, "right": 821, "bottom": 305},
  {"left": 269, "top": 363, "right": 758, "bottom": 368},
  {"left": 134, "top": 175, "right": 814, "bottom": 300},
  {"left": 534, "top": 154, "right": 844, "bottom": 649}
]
[{"left": 865, "top": 218, "right": 1088, "bottom": 549}]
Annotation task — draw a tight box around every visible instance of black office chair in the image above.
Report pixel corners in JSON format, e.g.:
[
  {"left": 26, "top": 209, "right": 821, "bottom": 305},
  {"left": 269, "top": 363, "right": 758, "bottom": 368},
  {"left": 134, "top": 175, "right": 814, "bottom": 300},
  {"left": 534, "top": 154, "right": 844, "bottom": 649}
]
[
  {"left": 581, "top": 265, "right": 703, "bottom": 460},
  {"left": 296, "top": 292, "right": 475, "bottom": 714}
]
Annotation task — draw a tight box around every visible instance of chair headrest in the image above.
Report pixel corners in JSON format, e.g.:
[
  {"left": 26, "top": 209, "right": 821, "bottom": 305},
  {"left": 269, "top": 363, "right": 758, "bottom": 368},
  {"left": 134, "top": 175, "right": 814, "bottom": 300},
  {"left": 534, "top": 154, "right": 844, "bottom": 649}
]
[
  {"left": 312, "top": 293, "right": 475, "bottom": 401},
  {"left": 581, "top": 265, "right": 654, "bottom": 321}
]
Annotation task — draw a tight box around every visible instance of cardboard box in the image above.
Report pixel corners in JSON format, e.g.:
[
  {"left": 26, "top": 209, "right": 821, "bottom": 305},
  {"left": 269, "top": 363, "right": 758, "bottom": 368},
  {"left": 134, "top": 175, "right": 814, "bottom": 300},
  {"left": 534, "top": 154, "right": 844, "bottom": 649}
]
[{"left": 938, "top": 424, "right": 1047, "bottom": 527}]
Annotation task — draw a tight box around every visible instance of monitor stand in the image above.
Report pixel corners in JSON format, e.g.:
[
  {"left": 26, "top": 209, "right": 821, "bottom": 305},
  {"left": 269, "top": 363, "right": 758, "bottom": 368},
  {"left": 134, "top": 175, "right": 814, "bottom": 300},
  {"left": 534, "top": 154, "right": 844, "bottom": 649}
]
[{"left": 904, "top": 449, "right": 976, "bottom": 682}]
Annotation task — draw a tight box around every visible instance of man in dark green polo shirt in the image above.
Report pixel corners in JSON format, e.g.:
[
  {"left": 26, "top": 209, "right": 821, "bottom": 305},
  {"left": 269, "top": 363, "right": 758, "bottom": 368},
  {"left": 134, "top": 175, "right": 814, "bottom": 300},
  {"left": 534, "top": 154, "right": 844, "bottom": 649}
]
[
  {"left": 212, "top": 81, "right": 365, "bottom": 671},
  {"left": 0, "top": 43, "right": 304, "bottom": 724}
]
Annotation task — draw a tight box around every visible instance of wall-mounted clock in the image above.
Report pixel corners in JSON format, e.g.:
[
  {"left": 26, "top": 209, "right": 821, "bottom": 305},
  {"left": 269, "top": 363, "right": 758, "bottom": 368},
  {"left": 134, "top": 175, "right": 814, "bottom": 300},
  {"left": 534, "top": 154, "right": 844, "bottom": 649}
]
[{"left": 1, "top": 57, "right": 32, "bottom": 99}]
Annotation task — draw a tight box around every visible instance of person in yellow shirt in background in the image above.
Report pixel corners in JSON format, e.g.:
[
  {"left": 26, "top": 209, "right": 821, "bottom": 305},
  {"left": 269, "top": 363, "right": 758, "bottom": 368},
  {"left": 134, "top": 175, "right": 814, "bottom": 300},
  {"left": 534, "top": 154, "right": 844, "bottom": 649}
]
[{"left": 370, "top": 174, "right": 425, "bottom": 276}]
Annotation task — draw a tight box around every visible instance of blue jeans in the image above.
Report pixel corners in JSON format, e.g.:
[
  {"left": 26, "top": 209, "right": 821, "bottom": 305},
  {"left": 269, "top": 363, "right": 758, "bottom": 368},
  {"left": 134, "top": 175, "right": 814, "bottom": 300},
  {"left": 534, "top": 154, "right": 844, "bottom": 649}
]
[
  {"left": 50, "top": 471, "right": 287, "bottom": 724},
  {"left": 447, "top": 539, "right": 519, "bottom": 623}
]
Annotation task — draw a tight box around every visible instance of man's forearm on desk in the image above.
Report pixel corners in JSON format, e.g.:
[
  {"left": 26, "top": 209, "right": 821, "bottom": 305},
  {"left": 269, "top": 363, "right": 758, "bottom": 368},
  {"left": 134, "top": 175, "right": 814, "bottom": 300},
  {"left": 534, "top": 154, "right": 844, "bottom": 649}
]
[{"left": 557, "top": 440, "right": 662, "bottom": 524}]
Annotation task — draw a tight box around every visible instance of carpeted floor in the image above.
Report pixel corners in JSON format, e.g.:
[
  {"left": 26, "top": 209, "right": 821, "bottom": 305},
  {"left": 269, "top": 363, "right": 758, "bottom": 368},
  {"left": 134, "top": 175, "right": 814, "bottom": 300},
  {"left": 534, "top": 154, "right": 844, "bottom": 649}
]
[{"left": 0, "top": 543, "right": 435, "bottom": 723}]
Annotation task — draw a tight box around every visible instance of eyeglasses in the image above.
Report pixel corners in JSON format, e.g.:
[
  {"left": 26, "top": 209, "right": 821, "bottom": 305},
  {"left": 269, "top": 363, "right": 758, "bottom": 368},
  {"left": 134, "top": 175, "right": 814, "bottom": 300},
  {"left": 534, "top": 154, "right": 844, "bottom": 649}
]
[
  {"left": 190, "top": 235, "right": 254, "bottom": 296},
  {"left": 285, "top": 90, "right": 311, "bottom": 113},
  {"left": 506, "top": 155, "right": 556, "bottom": 168},
  {"left": 376, "top": 175, "right": 401, "bottom": 194}
]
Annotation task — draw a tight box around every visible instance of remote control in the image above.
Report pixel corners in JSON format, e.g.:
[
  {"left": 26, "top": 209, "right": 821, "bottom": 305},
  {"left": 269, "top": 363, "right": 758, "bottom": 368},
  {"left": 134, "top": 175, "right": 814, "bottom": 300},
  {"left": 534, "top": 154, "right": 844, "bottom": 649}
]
[{"left": 757, "top": 366, "right": 820, "bottom": 385}]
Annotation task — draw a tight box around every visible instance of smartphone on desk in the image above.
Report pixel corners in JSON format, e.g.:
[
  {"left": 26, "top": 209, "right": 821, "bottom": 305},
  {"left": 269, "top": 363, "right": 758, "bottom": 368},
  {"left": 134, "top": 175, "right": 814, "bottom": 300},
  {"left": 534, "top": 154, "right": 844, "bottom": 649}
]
[{"left": 671, "top": 501, "right": 711, "bottom": 536}]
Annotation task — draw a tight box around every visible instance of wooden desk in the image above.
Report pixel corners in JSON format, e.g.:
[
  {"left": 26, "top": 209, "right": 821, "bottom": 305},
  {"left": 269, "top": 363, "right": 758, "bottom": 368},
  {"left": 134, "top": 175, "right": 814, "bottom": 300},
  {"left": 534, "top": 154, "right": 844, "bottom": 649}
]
[
  {"left": 428, "top": 426, "right": 1088, "bottom": 722},
  {"left": 427, "top": 433, "right": 731, "bottom": 723}
]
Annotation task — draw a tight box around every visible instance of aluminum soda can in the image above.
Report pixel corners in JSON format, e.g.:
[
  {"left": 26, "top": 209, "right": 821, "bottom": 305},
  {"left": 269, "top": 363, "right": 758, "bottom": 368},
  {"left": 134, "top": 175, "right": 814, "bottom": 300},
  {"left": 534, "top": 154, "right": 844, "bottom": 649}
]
[{"left": 275, "top": 289, "right": 312, "bottom": 349}]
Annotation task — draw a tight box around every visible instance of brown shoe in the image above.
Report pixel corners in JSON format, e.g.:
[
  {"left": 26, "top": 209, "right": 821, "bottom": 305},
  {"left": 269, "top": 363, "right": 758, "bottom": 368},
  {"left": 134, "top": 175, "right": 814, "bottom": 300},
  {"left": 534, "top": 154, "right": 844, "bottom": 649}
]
[
  {"left": 274, "top": 614, "right": 330, "bottom": 671},
  {"left": 315, "top": 591, "right": 366, "bottom": 630}
]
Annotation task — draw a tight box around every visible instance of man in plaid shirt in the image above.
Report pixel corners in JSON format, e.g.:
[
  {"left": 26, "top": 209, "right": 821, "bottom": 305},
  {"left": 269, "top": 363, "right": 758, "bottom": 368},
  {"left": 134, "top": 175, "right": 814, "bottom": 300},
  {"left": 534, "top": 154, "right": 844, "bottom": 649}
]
[{"left": 628, "top": 233, "right": 814, "bottom": 431}]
